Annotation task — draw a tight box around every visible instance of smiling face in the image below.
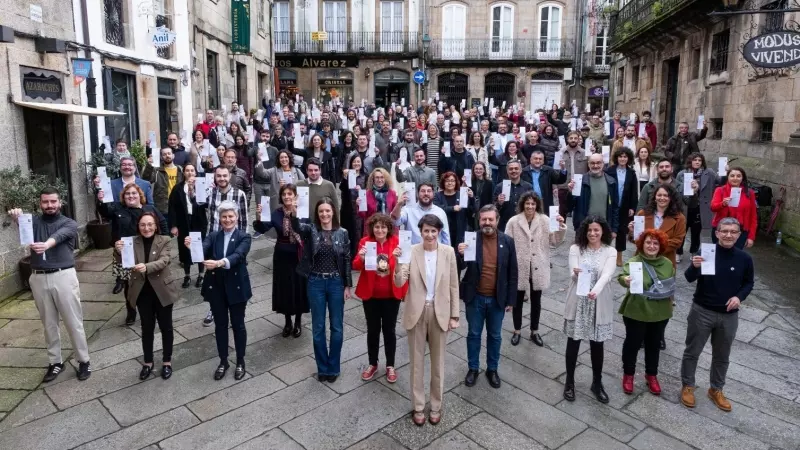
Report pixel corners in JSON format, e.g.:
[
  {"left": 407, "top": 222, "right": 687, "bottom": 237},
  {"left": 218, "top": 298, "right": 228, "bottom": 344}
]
[
  {"left": 281, "top": 188, "right": 295, "bottom": 205},
  {"left": 220, "top": 210, "right": 237, "bottom": 231},
  {"left": 479, "top": 210, "right": 498, "bottom": 235},
  {"left": 120, "top": 159, "right": 136, "bottom": 177},
  {"left": 123, "top": 187, "right": 142, "bottom": 207},
  {"left": 588, "top": 154, "right": 604, "bottom": 174},
  {"left": 728, "top": 169, "right": 743, "bottom": 187},
  {"left": 643, "top": 235, "right": 660, "bottom": 258},
  {"left": 278, "top": 152, "right": 290, "bottom": 168},
  {"left": 617, "top": 153, "right": 629, "bottom": 167},
  {"left": 421, "top": 223, "right": 439, "bottom": 244},
  {"left": 655, "top": 187, "right": 671, "bottom": 210},
  {"left": 443, "top": 174, "right": 456, "bottom": 192},
  {"left": 418, "top": 184, "right": 434, "bottom": 206},
  {"left": 523, "top": 198, "right": 537, "bottom": 216},
  {"left": 716, "top": 223, "right": 741, "bottom": 248},
  {"left": 586, "top": 222, "right": 603, "bottom": 245},
  {"left": 307, "top": 164, "right": 321, "bottom": 182},
  {"left": 507, "top": 161, "right": 522, "bottom": 180},
  {"left": 183, "top": 164, "right": 196, "bottom": 181},
  {"left": 372, "top": 221, "right": 388, "bottom": 240},
  {"left": 530, "top": 152, "right": 544, "bottom": 168},
  {"left": 638, "top": 147, "right": 649, "bottom": 161},
  {"left": 692, "top": 156, "right": 703, "bottom": 170},
  {"left": 657, "top": 160, "right": 672, "bottom": 179},
  {"left": 414, "top": 149, "right": 426, "bottom": 166},
  {"left": 317, "top": 203, "right": 333, "bottom": 226},
  {"left": 473, "top": 163, "right": 485, "bottom": 178},
  {"left": 138, "top": 214, "right": 157, "bottom": 238},
  {"left": 372, "top": 170, "right": 386, "bottom": 188},
  {"left": 39, "top": 193, "right": 61, "bottom": 215}
]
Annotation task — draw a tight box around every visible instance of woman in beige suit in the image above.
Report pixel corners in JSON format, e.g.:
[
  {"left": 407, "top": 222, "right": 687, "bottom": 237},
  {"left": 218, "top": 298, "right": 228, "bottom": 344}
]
[
  {"left": 116, "top": 212, "right": 178, "bottom": 381},
  {"left": 394, "top": 214, "right": 460, "bottom": 427}
]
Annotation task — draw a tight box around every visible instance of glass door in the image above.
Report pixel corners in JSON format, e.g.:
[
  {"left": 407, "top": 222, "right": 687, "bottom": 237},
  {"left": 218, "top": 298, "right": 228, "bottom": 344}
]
[
  {"left": 490, "top": 5, "right": 513, "bottom": 59},
  {"left": 381, "top": 1, "right": 403, "bottom": 52},
  {"left": 274, "top": 1, "right": 290, "bottom": 52}
]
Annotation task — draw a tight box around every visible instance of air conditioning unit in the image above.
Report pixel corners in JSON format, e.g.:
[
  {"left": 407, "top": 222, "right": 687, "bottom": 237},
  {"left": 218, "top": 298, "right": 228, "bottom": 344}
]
[
  {"left": 563, "top": 68, "right": 573, "bottom": 81},
  {"left": 412, "top": 58, "right": 420, "bottom": 69}
]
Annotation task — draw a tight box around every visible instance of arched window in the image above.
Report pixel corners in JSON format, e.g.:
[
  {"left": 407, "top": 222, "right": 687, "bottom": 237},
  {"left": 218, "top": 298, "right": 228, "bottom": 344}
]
[
  {"left": 437, "top": 72, "right": 469, "bottom": 105},
  {"left": 538, "top": 3, "right": 563, "bottom": 59},
  {"left": 484, "top": 72, "right": 515, "bottom": 109},
  {"left": 441, "top": 4, "right": 466, "bottom": 59},
  {"left": 490, "top": 3, "right": 514, "bottom": 59}
]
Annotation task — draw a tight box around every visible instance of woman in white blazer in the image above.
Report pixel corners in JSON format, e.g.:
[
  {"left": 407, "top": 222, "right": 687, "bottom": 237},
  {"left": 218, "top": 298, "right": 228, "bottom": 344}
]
[
  {"left": 563, "top": 215, "right": 618, "bottom": 405},
  {"left": 394, "top": 214, "right": 460, "bottom": 427},
  {"left": 633, "top": 146, "right": 657, "bottom": 198},
  {"left": 505, "top": 191, "right": 567, "bottom": 347}
]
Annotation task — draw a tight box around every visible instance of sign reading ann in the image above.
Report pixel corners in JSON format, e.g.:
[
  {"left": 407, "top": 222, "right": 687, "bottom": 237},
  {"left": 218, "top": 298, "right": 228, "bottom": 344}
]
[{"left": 743, "top": 30, "right": 800, "bottom": 69}]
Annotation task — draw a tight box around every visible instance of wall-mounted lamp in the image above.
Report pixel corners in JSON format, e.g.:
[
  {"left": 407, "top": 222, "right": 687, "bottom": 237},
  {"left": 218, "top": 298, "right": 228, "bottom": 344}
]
[
  {"left": 229, "top": 54, "right": 235, "bottom": 75},
  {"left": 364, "top": 67, "right": 371, "bottom": 79}
]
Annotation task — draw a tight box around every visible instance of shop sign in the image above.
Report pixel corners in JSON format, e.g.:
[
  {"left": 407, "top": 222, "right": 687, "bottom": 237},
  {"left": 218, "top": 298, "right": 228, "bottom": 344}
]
[
  {"left": 151, "top": 26, "right": 176, "bottom": 49},
  {"left": 743, "top": 31, "right": 800, "bottom": 69},
  {"left": 72, "top": 58, "right": 92, "bottom": 86},
  {"left": 279, "top": 79, "right": 297, "bottom": 86},
  {"left": 20, "top": 68, "right": 63, "bottom": 102},
  {"left": 588, "top": 86, "right": 609, "bottom": 98},
  {"left": 276, "top": 55, "right": 360, "bottom": 68},
  {"left": 231, "top": 0, "right": 251, "bottom": 53},
  {"left": 319, "top": 79, "right": 354, "bottom": 86}
]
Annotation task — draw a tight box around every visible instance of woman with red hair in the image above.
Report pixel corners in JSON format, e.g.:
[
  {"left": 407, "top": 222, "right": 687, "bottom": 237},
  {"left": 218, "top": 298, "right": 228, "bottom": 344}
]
[{"left": 618, "top": 229, "right": 675, "bottom": 396}]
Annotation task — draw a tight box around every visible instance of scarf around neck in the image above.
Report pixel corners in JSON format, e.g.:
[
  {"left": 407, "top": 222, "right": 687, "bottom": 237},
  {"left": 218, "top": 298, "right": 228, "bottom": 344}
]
[{"left": 372, "top": 184, "right": 389, "bottom": 213}]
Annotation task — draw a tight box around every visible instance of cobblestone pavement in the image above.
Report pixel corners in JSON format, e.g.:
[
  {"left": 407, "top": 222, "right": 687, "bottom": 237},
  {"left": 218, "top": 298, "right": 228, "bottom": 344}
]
[{"left": 0, "top": 228, "right": 799, "bottom": 450}]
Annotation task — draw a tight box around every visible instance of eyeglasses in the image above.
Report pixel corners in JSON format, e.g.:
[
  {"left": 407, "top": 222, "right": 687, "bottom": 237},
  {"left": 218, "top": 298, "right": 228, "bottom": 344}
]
[{"left": 716, "top": 230, "right": 741, "bottom": 236}]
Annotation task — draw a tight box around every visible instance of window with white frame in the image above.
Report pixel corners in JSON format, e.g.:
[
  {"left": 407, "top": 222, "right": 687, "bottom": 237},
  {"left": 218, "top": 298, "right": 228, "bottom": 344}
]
[
  {"left": 595, "top": 27, "right": 609, "bottom": 68},
  {"left": 538, "top": 3, "right": 562, "bottom": 59},
  {"left": 274, "top": 1, "right": 290, "bottom": 52},
  {"left": 490, "top": 4, "right": 514, "bottom": 58},
  {"left": 381, "top": 1, "right": 404, "bottom": 52},
  {"left": 441, "top": 3, "right": 466, "bottom": 60}
]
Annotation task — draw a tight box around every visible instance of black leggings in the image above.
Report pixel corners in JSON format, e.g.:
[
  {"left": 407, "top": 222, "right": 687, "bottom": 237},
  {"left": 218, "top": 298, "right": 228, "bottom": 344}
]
[
  {"left": 363, "top": 298, "right": 401, "bottom": 367},
  {"left": 284, "top": 313, "right": 303, "bottom": 328},
  {"left": 137, "top": 293, "right": 174, "bottom": 364},
  {"left": 565, "top": 338, "right": 604, "bottom": 384},
  {"left": 622, "top": 317, "right": 669, "bottom": 375},
  {"left": 512, "top": 286, "right": 542, "bottom": 332},
  {"left": 677, "top": 206, "right": 702, "bottom": 255},
  {"left": 184, "top": 263, "right": 206, "bottom": 276}
]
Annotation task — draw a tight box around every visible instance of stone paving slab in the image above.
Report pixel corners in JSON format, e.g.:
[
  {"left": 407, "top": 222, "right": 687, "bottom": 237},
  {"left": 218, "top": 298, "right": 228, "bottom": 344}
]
[
  {"left": 235, "top": 428, "right": 305, "bottom": 450},
  {"left": 628, "top": 427, "right": 694, "bottom": 450},
  {"left": 0, "top": 319, "right": 103, "bottom": 349},
  {"left": 347, "top": 432, "right": 406, "bottom": 450},
  {"left": 0, "top": 389, "right": 56, "bottom": 432},
  {"left": 559, "top": 428, "right": 631, "bottom": 450},
  {"left": 0, "top": 390, "right": 27, "bottom": 412},
  {"left": 186, "top": 371, "right": 285, "bottom": 421},
  {"left": 421, "top": 430, "right": 482, "bottom": 450},
  {"left": 269, "top": 355, "right": 318, "bottom": 385},
  {"left": 86, "top": 326, "right": 139, "bottom": 352},
  {"left": 556, "top": 393, "right": 646, "bottom": 443},
  {"left": 0, "top": 367, "right": 43, "bottom": 390},
  {"left": 81, "top": 331, "right": 187, "bottom": 371},
  {"left": 383, "top": 393, "right": 480, "bottom": 450},
  {"left": 457, "top": 412, "right": 547, "bottom": 449},
  {"left": 44, "top": 359, "right": 144, "bottom": 409},
  {"left": 74, "top": 406, "right": 199, "bottom": 450}
]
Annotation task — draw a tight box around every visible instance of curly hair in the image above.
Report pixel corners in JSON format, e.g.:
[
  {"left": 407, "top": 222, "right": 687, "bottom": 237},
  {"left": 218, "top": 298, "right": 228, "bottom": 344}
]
[
  {"left": 634, "top": 229, "right": 669, "bottom": 256},
  {"left": 438, "top": 171, "right": 460, "bottom": 191},
  {"left": 685, "top": 152, "right": 706, "bottom": 170},
  {"left": 575, "top": 215, "right": 613, "bottom": 250},
  {"left": 516, "top": 191, "right": 543, "bottom": 214},
  {"left": 367, "top": 168, "right": 393, "bottom": 191},
  {"left": 121, "top": 183, "right": 147, "bottom": 205},
  {"left": 643, "top": 183, "right": 682, "bottom": 217},
  {"left": 366, "top": 213, "right": 395, "bottom": 239},
  {"left": 612, "top": 147, "right": 635, "bottom": 168}
]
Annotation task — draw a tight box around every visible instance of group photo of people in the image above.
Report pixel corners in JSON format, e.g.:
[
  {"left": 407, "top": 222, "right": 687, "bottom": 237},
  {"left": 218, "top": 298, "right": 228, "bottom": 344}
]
[{"left": 14, "top": 93, "right": 758, "bottom": 426}]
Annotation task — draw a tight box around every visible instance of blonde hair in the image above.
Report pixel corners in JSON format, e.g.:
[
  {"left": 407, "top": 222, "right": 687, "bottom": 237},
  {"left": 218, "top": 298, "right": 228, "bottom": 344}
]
[{"left": 366, "top": 168, "right": 393, "bottom": 191}]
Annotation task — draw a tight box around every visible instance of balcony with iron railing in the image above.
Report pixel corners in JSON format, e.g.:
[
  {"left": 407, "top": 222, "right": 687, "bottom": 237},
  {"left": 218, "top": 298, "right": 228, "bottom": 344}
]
[
  {"left": 609, "top": 0, "right": 715, "bottom": 53},
  {"left": 584, "top": 50, "right": 611, "bottom": 74},
  {"left": 274, "top": 31, "right": 419, "bottom": 56},
  {"left": 427, "top": 38, "right": 575, "bottom": 65}
]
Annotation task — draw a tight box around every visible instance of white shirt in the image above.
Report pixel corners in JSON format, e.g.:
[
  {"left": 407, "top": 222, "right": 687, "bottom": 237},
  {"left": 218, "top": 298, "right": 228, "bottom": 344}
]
[
  {"left": 222, "top": 230, "right": 234, "bottom": 269},
  {"left": 184, "top": 184, "right": 193, "bottom": 215},
  {"left": 424, "top": 249, "right": 437, "bottom": 302}
]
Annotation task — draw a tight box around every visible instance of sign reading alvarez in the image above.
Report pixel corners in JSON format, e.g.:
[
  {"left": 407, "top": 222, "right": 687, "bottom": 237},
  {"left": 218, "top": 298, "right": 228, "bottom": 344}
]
[
  {"left": 743, "top": 30, "right": 800, "bottom": 69},
  {"left": 276, "top": 56, "right": 360, "bottom": 68},
  {"left": 231, "top": 0, "right": 250, "bottom": 53}
]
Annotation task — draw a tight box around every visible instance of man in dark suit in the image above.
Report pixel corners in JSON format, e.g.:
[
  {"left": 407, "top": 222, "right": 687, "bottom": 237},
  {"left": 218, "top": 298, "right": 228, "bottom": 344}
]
[
  {"left": 521, "top": 149, "right": 568, "bottom": 211},
  {"left": 458, "top": 205, "right": 518, "bottom": 389},
  {"left": 196, "top": 200, "right": 252, "bottom": 381}
]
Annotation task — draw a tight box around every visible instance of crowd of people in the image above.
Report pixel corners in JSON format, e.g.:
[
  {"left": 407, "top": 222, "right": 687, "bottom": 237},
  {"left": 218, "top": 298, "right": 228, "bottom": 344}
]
[{"left": 11, "top": 95, "right": 758, "bottom": 425}]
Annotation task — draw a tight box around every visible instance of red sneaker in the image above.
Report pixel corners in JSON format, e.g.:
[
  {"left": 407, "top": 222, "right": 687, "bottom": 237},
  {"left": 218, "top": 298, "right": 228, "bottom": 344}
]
[
  {"left": 645, "top": 374, "right": 661, "bottom": 395},
  {"left": 361, "top": 365, "right": 378, "bottom": 381},
  {"left": 622, "top": 374, "right": 634, "bottom": 394},
  {"left": 386, "top": 366, "right": 398, "bottom": 384}
]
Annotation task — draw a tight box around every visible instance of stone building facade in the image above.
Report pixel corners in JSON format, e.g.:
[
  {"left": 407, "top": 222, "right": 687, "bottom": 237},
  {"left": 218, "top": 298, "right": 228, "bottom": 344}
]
[{"left": 609, "top": 0, "right": 800, "bottom": 245}]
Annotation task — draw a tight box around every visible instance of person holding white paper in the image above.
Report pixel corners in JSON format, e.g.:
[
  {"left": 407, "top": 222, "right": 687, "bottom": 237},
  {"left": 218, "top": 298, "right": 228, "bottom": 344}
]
[
  {"left": 141, "top": 146, "right": 184, "bottom": 216},
  {"left": 340, "top": 155, "right": 368, "bottom": 255},
  {"left": 682, "top": 217, "right": 754, "bottom": 412},
  {"left": 570, "top": 154, "right": 620, "bottom": 234},
  {"left": 493, "top": 161, "right": 534, "bottom": 231},
  {"left": 391, "top": 182, "right": 451, "bottom": 245},
  {"left": 665, "top": 120, "right": 707, "bottom": 175},
  {"left": 677, "top": 153, "right": 724, "bottom": 259},
  {"left": 521, "top": 149, "right": 568, "bottom": 212},
  {"left": 556, "top": 132, "right": 590, "bottom": 220},
  {"left": 116, "top": 212, "right": 178, "bottom": 381},
  {"left": 710, "top": 167, "right": 757, "bottom": 249},
  {"left": 505, "top": 192, "right": 567, "bottom": 347},
  {"left": 433, "top": 172, "right": 475, "bottom": 253},
  {"left": 563, "top": 216, "right": 617, "bottom": 404},
  {"left": 422, "top": 124, "right": 443, "bottom": 177},
  {"left": 255, "top": 149, "right": 306, "bottom": 212},
  {"left": 400, "top": 148, "right": 437, "bottom": 192},
  {"left": 606, "top": 147, "right": 639, "bottom": 266},
  {"left": 357, "top": 168, "right": 398, "bottom": 229},
  {"left": 167, "top": 163, "right": 209, "bottom": 289},
  {"left": 253, "top": 184, "right": 310, "bottom": 338},
  {"left": 189, "top": 129, "right": 207, "bottom": 170},
  {"left": 629, "top": 184, "right": 687, "bottom": 267},
  {"left": 633, "top": 147, "right": 657, "bottom": 194},
  {"left": 251, "top": 129, "right": 280, "bottom": 205},
  {"left": 612, "top": 124, "right": 652, "bottom": 166},
  {"left": 437, "top": 135, "right": 476, "bottom": 181},
  {"left": 618, "top": 229, "right": 676, "bottom": 396},
  {"left": 92, "top": 156, "right": 154, "bottom": 206},
  {"left": 7, "top": 189, "right": 92, "bottom": 383}
]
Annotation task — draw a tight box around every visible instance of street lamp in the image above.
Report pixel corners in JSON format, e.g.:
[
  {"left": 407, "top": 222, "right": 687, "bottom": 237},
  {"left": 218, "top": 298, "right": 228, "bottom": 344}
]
[
  {"left": 420, "top": 34, "right": 432, "bottom": 104},
  {"left": 422, "top": 34, "right": 431, "bottom": 52}
]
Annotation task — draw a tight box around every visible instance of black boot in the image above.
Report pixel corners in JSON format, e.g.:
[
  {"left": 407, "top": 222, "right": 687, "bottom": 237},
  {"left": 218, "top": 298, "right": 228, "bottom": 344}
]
[
  {"left": 124, "top": 283, "right": 136, "bottom": 325},
  {"left": 112, "top": 277, "right": 124, "bottom": 294},
  {"left": 195, "top": 274, "right": 204, "bottom": 288},
  {"left": 591, "top": 380, "right": 610, "bottom": 404},
  {"left": 181, "top": 276, "right": 191, "bottom": 288}
]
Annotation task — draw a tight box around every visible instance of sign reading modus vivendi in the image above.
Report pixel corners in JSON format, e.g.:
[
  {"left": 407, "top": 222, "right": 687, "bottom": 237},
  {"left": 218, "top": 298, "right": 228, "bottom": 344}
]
[
  {"left": 742, "top": 31, "right": 800, "bottom": 69},
  {"left": 231, "top": 0, "right": 251, "bottom": 53}
]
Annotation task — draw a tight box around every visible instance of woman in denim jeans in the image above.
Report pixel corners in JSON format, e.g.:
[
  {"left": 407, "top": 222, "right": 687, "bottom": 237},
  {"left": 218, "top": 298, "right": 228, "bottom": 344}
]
[{"left": 291, "top": 196, "right": 353, "bottom": 383}]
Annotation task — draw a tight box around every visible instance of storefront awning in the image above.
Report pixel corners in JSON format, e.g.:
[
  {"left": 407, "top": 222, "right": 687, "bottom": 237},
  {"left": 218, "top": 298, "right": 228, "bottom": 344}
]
[{"left": 13, "top": 100, "right": 126, "bottom": 116}]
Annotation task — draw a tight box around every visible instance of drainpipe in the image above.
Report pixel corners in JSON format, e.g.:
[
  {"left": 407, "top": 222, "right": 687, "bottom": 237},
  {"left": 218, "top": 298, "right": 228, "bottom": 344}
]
[{"left": 80, "top": 0, "right": 98, "bottom": 152}]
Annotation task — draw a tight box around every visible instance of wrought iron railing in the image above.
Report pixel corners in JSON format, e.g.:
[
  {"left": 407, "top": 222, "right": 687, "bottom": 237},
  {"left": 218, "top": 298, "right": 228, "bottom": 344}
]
[
  {"left": 103, "top": 0, "right": 128, "bottom": 47},
  {"left": 584, "top": 50, "right": 611, "bottom": 73},
  {"left": 610, "top": 0, "right": 699, "bottom": 46},
  {"left": 274, "top": 31, "right": 419, "bottom": 54},
  {"left": 427, "top": 38, "right": 575, "bottom": 62}
]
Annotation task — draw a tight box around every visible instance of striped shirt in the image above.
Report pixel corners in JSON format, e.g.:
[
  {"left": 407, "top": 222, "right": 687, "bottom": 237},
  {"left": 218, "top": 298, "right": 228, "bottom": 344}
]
[
  {"left": 426, "top": 138, "right": 441, "bottom": 178},
  {"left": 206, "top": 187, "right": 248, "bottom": 233}
]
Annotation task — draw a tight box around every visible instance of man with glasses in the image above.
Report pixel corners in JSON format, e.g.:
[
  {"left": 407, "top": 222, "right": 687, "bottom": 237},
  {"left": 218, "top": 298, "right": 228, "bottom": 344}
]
[
  {"left": 570, "top": 153, "right": 619, "bottom": 234},
  {"left": 681, "top": 217, "right": 754, "bottom": 412}
]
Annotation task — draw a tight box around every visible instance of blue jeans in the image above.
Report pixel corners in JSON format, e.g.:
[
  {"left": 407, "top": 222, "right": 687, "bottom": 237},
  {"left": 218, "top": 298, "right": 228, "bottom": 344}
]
[
  {"left": 466, "top": 295, "right": 506, "bottom": 371},
  {"left": 307, "top": 274, "right": 345, "bottom": 376}
]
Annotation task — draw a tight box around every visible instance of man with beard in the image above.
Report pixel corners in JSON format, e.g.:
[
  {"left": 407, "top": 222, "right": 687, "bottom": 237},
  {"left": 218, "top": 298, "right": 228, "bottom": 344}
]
[
  {"left": 459, "top": 205, "right": 518, "bottom": 389},
  {"left": 665, "top": 120, "right": 707, "bottom": 175},
  {"left": 222, "top": 149, "right": 252, "bottom": 200},
  {"left": 613, "top": 124, "right": 651, "bottom": 157},
  {"left": 557, "top": 131, "right": 590, "bottom": 220},
  {"left": 397, "top": 130, "right": 422, "bottom": 159},
  {"left": 637, "top": 158, "right": 685, "bottom": 212},
  {"left": 94, "top": 156, "right": 153, "bottom": 205},
  {"left": 347, "top": 134, "right": 388, "bottom": 173},
  {"left": 165, "top": 132, "right": 190, "bottom": 167},
  {"left": 8, "top": 189, "right": 91, "bottom": 382},
  {"left": 570, "top": 153, "right": 620, "bottom": 233},
  {"left": 400, "top": 148, "right": 437, "bottom": 191},
  {"left": 522, "top": 150, "right": 567, "bottom": 211},
  {"left": 252, "top": 129, "right": 279, "bottom": 205},
  {"left": 494, "top": 160, "right": 533, "bottom": 231},
  {"left": 437, "top": 135, "right": 476, "bottom": 180},
  {"left": 142, "top": 147, "right": 184, "bottom": 216},
  {"left": 391, "top": 182, "right": 450, "bottom": 245}
]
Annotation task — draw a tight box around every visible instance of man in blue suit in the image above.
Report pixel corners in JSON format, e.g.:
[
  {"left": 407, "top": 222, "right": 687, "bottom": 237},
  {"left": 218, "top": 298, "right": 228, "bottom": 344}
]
[{"left": 93, "top": 157, "right": 153, "bottom": 205}]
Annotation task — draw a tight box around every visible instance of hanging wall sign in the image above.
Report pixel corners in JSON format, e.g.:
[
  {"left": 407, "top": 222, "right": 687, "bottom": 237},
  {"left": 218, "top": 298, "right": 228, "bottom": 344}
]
[
  {"left": 151, "top": 26, "right": 176, "bottom": 48},
  {"left": 20, "top": 68, "right": 64, "bottom": 102},
  {"left": 231, "top": 0, "right": 251, "bottom": 53},
  {"left": 742, "top": 31, "right": 800, "bottom": 69}
]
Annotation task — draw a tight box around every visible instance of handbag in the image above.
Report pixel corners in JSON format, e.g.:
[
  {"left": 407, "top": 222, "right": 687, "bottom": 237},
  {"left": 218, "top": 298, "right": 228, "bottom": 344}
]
[{"left": 642, "top": 261, "right": 675, "bottom": 300}]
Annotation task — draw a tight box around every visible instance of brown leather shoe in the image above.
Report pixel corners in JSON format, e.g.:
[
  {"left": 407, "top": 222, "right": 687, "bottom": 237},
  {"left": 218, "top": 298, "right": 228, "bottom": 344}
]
[
  {"left": 412, "top": 411, "right": 426, "bottom": 426},
  {"left": 708, "top": 388, "right": 732, "bottom": 412},
  {"left": 681, "top": 385, "right": 696, "bottom": 408},
  {"left": 429, "top": 410, "right": 442, "bottom": 425}
]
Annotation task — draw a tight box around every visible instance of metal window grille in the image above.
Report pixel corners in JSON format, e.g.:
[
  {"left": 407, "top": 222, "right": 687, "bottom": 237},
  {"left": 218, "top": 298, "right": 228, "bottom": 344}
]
[
  {"left": 206, "top": 51, "right": 219, "bottom": 110},
  {"left": 712, "top": 119, "right": 723, "bottom": 139},
  {"left": 104, "top": 0, "right": 126, "bottom": 47},
  {"left": 759, "top": 120, "right": 773, "bottom": 142},
  {"left": 762, "top": 0, "right": 787, "bottom": 33},
  {"left": 710, "top": 30, "right": 730, "bottom": 75}
]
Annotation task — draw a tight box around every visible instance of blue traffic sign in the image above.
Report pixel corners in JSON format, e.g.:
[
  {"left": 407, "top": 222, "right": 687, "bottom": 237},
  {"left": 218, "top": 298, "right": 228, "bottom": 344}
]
[{"left": 413, "top": 71, "right": 425, "bottom": 85}]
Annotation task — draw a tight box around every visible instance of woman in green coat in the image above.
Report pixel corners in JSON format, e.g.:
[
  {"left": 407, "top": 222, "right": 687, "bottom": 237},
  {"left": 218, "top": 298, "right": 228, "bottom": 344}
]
[{"left": 618, "top": 228, "right": 675, "bottom": 396}]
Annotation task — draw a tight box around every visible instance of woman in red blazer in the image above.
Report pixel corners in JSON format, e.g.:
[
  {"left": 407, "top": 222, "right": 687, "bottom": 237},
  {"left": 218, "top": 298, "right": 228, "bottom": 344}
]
[
  {"left": 710, "top": 167, "right": 757, "bottom": 249},
  {"left": 358, "top": 168, "right": 398, "bottom": 234},
  {"left": 352, "top": 213, "right": 408, "bottom": 384}
]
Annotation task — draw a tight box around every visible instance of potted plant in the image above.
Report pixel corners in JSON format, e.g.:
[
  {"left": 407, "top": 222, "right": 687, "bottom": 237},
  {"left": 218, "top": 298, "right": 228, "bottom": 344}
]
[
  {"left": 0, "top": 166, "right": 69, "bottom": 288},
  {"left": 78, "top": 152, "right": 117, "bottom": 250}
]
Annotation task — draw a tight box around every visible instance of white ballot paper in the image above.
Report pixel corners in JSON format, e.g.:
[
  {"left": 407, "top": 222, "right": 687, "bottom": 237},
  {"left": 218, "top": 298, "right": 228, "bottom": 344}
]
[
  {"left": 358, "top": 189, "right": 367, "bottom": 212},
  {"left": 282, "top": 171, "right": 294, "bottom": 185},
  {"left": 629, "top": 262, "right": 644, "bottom": 295},
  {"left": 553, "top": 149, "right": 563, "bottom": 169},
  {"left": 348, "top": 170, "right": 357, "bottom": 189},
  {"left": 718, "top": 157, "right": 728, "bottom": 176},
  {"left": 639, "top": 122, "right": 646, "bottom": 138},
  {"left": 398, "top": 230, "right": 412, "bottom": 264},
  {"left": 463, "top": 169, "right": 472, "bottom": 187},
  {"left": 18, "top": 213, "right": 34, "bottom": 245},
  {"left": 121, "top": 237, "right": 136, "bottom": 268},
  {"left": 559, "top": 135, "right": 567, "bottom": 150},
  {"left": 584, "top": 138, "right": 593, "bottom": 154},
  {"left": 205, "top": 173, "right": 214, "bottom": 188},
  {"left": 443, "top": 142, "right": 451, "bottom": 157},
  {"left": 520, "top": 126, "right": 526, "bottom": 137},
  {"left": 148, "top": 131, "right": 157, "bottom": 147},
  {"left": 293, "top": 124, "right": 304, "bottom": 150},
  {"left": 99, "top": 176, "right": 114, "bottom": 203},
  {"left": 602, "top": 145, "right": 610, "bottom": 164},
  {"left": 729, "top": 187, "right": 742, "bottom": 207},
  {"left": 701, "top": 243, "right": 716, "bottom": 275},
  {"left": 194, "top": 177, "right": 208, "bottom": 204},
  {"left": 152, "top": 145, "right": 161, "bottom": 168},
  {"left": 464, "top": 232, "right": 477, "bottom": 262},
  {"left": 697, "top": 115, "right": 705, "bottom": 130},
  {"left": 684, "top": 173, "right": 695, "bottom": 196},
  {"left": 297, "top": 186, "right": 310, "bottom": 219},
  {"left": 258, "top": 143, "right": 268, "bottom": 162},
  {"left": 549, "top": 206, "right": 560, "bottom": 232},
  {"left": 260, "top": 196, "right": 270, "bottom": 222},
  {"left": 459, "top": 187, "right": 468, "bottom": 208},
  {"left": 365, "top": 242, "right": 378, "bottom": 271},
  {"left": 571, "top": 174, "right": 583, "bottom": 196},
  {"left": 633, "top": 215, "right": 645, "bottom": 240},
  {"left": 398, "top": 148, "right": 408, "bottom": 163},
  {"left": 404, "top": 182, "right": 416, "bottom": 206},
  {"left": 629, "top": 113, "right": 637, "bottom": 124},
  {"left": 189, "top": 232, "right": 205, "bottom": 263},
  {"left": 502, "top": 180, "right": 511, "bottom": 199},
  {"left": 103, "top": 136, "right": 112, "bottom": 154},
  {"left": 604, "top": 121, "right": 611, "bottom": 136},
  {"left": 576, "top": 263, "right": 593, "bottom": 296}
]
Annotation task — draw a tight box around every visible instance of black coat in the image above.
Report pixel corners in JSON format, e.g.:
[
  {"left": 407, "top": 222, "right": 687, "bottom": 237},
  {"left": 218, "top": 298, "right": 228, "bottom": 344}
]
[
  {"left": 292, "top": 218, "right": 353, "bottom": 287},
  {"left": 521, "top": 165, "right": 568, "bottom": 211},
  {"left": 459, "top": 231, "right": 518, "bottom": 308},
  {"left": 201, "top": 229, "right": 252, "bottom": 305},
  {"left": 493, "top": 180, "right": 534, "bottom": 231},
  {"left": 605, "top": 166, "right": 638, "bottom": 233},
  {"left": 437, "top": 150, "right": 476, "bottom": 180},
  {"left": 97, "top": 202, "right": 168, "bottom": 244},
  {"left": 434, "top": 191, "right": 475, "bottom": 246}
]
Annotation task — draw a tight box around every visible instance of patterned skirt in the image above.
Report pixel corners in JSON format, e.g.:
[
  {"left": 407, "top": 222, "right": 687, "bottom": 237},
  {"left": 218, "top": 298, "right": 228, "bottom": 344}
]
[
  {"left": 111, "top": 256, "right": 131, "bottom": 281},
  {"left": 563, "top": 296, "right": 613, "bottom": 342}
]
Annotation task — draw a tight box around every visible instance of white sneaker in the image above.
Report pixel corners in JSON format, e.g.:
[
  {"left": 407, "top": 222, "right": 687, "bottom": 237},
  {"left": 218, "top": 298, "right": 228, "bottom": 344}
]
[
  {"left": 203, "top": 310, "right": 214, "bottom": 327},
  {"left": 676, "top": 254, "right": 682, "bottom": 263}
]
